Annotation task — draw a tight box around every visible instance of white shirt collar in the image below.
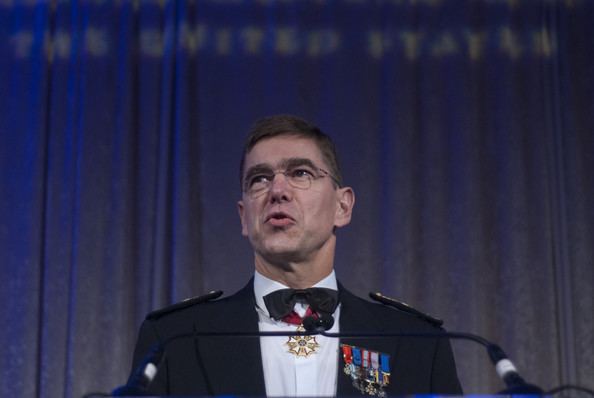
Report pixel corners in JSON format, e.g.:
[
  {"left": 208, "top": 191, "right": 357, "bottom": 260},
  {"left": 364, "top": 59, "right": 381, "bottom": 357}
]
[{"left": 254, "top": 269, "right": 338, "bottom": 318}]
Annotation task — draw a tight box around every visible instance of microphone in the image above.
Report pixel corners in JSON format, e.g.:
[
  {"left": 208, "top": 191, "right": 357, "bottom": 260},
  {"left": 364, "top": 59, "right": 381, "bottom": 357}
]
[
  {"left": 112, "top": 344, "right": 164, "bottom": 396},
  {"left": 302, "top": 313, "right": 334, "bottom": 331},
  {"left": 487, "top": 343, "right": 543, "bottom": 394}
]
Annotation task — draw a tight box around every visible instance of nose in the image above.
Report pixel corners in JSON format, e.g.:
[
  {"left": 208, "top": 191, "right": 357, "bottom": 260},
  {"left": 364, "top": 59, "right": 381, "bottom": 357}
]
[{"left": 268, "top": 172, "right": 293, "bottom": 203}]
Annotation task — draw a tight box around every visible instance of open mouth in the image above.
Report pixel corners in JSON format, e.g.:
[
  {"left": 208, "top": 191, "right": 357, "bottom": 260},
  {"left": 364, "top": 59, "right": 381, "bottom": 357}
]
[{"left": 266, "top": 212, "right": 295, "bottom": 227}]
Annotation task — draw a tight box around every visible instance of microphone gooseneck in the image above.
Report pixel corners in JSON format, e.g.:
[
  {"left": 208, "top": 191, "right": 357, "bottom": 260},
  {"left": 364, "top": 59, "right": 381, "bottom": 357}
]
[{"left": 113, "top": 329, "right": 544, "bottom": 395}]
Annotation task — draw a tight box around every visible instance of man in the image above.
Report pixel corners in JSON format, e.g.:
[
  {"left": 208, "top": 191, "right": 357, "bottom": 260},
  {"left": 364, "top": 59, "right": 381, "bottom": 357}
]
[{"left": 125, "top": 115, "right": 462, "bottom": 396}]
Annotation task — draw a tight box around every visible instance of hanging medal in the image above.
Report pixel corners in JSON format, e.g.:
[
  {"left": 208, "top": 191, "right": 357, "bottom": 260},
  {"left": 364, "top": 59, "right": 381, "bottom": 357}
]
[
  {"left": 284, "top": 308, "right": 320, "bottom": 357},
  {"left": 286, "top": 324, "right": 320, "bottom": 356},
  {"left": 342, "top": 344, "right": 354, "bottom": 375},
  {"left": 341, "top": 344, "right": 391, "bottom": 397}
]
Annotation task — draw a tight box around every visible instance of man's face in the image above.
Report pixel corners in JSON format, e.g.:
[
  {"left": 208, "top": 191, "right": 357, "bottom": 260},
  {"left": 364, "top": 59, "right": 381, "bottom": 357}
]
[{"left": 238, "top": 135, "right": 353, "bottom": 264}]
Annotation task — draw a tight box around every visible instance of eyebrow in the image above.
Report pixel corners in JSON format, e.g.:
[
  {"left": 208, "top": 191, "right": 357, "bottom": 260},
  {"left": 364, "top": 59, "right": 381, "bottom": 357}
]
[{"left": 244, "top": 158, "right": 318, "bottom": 180}]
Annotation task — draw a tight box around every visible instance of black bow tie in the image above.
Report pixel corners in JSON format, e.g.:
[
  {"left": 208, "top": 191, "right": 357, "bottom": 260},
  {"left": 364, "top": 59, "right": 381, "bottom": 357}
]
[{"left": 263, "top": 287, "right": 339, "bottom": 321}]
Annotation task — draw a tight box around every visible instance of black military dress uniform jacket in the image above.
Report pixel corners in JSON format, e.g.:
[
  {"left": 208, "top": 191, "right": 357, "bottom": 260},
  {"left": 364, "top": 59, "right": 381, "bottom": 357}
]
[{"left": 128, "top": 280, "right": 462, "bottom": 396}]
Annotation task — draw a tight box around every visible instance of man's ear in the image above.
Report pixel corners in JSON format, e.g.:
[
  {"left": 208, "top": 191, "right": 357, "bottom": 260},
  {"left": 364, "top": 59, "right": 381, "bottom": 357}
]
[
  {"left": 334, "top": 187, "right": 355, "bottom": 228},
  {"left": 237, "top": 200, "right": 248, "bottom": 236}
]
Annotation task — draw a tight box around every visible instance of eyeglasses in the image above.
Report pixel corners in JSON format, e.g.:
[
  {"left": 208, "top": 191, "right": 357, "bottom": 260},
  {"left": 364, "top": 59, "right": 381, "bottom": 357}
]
[{"left": 243, "top": 164, "right": 340, "bottom": 198}]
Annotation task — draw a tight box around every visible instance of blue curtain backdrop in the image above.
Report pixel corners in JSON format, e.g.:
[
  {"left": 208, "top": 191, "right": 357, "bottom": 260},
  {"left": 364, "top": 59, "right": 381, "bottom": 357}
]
[{"left": 1, "top": 1, "right": 592, "bottom": 397}]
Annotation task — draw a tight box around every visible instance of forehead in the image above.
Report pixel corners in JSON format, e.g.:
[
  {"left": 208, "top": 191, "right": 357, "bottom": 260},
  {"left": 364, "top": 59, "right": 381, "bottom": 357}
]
[{"left": 244, "top": 135, "right": 326, "bottom": 169}]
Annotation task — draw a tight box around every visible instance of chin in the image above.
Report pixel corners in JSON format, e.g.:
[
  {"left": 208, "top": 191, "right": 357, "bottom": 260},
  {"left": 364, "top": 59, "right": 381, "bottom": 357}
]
[
  {"left": 264, "top": 245, "right": 299, "bottom": 257},
  {"left": 258, "top": 235, "right": 297, "bottom": 250},
  {"left": 266, "top": 252, "right": 307, "bottom": 265},
  {"left": 259, "top": 243, "right": 305, "bottom": 263}
]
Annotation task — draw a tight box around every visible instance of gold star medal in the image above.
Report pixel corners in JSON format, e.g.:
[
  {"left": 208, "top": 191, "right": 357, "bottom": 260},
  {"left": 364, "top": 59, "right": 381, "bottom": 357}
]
[{"left": 286, "top": 325, "right": 320, "bottom": 357}]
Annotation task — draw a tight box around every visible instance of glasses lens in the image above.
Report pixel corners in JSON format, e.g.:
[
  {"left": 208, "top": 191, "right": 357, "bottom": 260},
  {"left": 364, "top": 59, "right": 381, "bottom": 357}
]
[
  {"left": 287, "top": 169, "right": 313, "bottom": 189},
  {"left": 245, "top": 173, "right": 271, "bottom": 197}
]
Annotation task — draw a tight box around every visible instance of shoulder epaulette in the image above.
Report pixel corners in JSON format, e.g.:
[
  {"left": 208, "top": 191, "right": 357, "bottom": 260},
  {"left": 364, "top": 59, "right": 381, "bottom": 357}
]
[
  {"left": 369, "top": 292, "right": 443, "bottom": 327},
  {"left": 147, "top": 290, "right": 223, "bottom": 320}
]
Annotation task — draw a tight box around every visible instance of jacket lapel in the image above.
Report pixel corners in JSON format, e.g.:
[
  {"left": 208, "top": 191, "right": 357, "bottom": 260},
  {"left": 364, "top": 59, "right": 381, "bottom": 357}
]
[{"left": 193, "top": 279, "right": 266, "bottom": 395}]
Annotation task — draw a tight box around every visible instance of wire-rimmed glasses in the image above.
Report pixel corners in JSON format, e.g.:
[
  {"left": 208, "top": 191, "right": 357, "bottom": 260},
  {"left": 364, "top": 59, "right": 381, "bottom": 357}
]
[{"left": 243, "top": 164, "right": 339, "bottom": 198}]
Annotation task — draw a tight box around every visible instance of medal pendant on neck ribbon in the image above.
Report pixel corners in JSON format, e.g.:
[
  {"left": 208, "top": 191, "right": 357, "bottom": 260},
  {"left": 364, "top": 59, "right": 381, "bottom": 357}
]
[{"left": 286, "top": 325, "right": 320, "bottom": 357}]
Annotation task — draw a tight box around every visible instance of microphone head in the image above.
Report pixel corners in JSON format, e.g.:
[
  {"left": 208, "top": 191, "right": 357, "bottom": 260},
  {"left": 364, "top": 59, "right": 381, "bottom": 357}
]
[{"left": 302, "top": 314, "right": 334, "bottom": 332}]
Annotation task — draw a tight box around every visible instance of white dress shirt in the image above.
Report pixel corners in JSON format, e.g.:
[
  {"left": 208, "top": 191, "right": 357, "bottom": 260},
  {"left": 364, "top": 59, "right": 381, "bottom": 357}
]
[{"left": 254, "top": 270, "right": 341, "bottom": 397}]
